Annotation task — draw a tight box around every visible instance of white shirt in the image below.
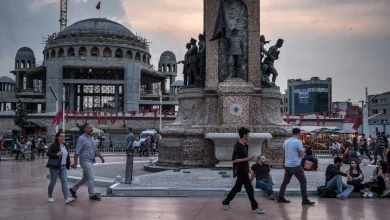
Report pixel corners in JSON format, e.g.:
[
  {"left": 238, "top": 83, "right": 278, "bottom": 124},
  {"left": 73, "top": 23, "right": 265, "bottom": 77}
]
[
  {"left": 133, "top": 141, "right": 141, "bottom": 147},
  {"left": 60, "top": 145, "right": 68, "bottom": 165},
  {"left": 332, "top": 142, "right": 340, "bottom": 150}
]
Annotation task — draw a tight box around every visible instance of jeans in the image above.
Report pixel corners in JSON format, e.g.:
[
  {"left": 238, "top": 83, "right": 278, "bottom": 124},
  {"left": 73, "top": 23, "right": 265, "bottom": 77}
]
[
  {"left": 374, "top": 148, "right": 385, "bottom": 164},
  {"left": 223, "top": 170, "right": 258, "bottom": 210},
  {"left": 279, "top": 166, "right": 308, "bottom": 200},
  {"left": 256, "top": 179, "right": 274, "bottom": 196},
  {"left": 326, "top": 175, "right": 354, "bottom": 198},
  {"left": 48, "top": 166, "right": 68, "bottom": 198},
  {"left": 72, "top": 162, "right": 95, "bottom": 197}
]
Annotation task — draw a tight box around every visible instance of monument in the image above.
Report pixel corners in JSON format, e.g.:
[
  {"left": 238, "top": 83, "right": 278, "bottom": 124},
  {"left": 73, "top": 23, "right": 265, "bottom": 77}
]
[{"left": 158, "top": 0, "right": 292, "bottom": 168}]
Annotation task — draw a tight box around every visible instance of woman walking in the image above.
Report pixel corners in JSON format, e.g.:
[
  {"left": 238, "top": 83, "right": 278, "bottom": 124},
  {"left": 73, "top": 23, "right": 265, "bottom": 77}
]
[
  {"left": 46, "top": 131, "right": 75, "bottom": 204},
  {"left": 346, "top": 158, "right": 373, "bottom": 197}
]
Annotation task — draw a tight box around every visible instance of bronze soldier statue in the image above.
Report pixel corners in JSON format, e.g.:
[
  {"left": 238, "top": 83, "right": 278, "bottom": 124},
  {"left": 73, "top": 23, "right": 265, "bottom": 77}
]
[
  {"left": 198, "top": 33, "right": 206, "bottom": 85},
  {"left": 178, "top": 43, "right": 191, "bottom": 86},
  {"left": 262, "top": 38, "right": 284, "bottom": 84},
  {"left": 187, "top": 38, "right": 199, "bottom": 85},
  {"left": 225, "top": 29, "right": 244, "bottom": 79}
]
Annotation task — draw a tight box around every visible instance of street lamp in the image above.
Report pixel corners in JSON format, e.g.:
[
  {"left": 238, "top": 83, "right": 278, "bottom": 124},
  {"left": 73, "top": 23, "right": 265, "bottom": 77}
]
[
  {"left": 49, "top": 86, "right": 59, "bottom": 133},
  {"left": 159, "top": 90, "right": 162, "bottom": 132}
]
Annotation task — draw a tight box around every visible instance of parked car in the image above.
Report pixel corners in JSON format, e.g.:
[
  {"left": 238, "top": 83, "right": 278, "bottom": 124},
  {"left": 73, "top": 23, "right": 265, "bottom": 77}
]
[{"left": 139, "top": 129, "right": 158, "bottom": 144}]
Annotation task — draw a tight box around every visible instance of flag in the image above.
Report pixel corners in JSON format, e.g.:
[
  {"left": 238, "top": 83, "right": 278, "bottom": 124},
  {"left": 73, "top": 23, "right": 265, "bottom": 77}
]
[
  {"left": 322, "top": 112, "right": 327, "bottom": 125},
  {"left": 315, "top": 112, "right": 320, "bottom": 126},
  {"left": 209, "top": 1, "right": 226, "bottom": 41},
  {"left": 96, "top": 1, "right": 101, "bottom": 10},
  {"left": 122, "top": 111, "right": 126, "bottom": 124},
  {"left": 153, "top": 109, "right": 159, "bottom": 120}
]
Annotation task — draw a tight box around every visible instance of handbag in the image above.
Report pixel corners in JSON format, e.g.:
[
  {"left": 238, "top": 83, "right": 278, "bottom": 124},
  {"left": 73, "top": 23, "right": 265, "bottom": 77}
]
[{"left": 46, "top": 156, "right": 62, "bottom": 169}]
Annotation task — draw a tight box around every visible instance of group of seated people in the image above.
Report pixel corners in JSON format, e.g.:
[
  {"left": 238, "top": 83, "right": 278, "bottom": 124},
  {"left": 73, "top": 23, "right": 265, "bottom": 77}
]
[
  {"left": 325, "top": 157, "right": 389, "bottom": 198},
  {"left": 250, "top": 154, "right": 390, "bottom": 199}
]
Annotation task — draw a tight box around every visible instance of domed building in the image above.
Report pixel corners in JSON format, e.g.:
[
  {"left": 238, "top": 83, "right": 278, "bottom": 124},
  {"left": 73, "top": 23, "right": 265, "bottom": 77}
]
[
  {"left": 8, "top": 18, "right": 178, "bottom": 113},
  {"left": 158, "top": 51, "right": 177, "bottom": 86}
]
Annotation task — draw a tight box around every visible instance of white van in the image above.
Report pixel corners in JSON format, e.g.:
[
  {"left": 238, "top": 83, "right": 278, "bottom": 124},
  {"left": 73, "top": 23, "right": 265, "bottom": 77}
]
[{"left": 140, "top": 129, "right": 158, "bottom": 144}]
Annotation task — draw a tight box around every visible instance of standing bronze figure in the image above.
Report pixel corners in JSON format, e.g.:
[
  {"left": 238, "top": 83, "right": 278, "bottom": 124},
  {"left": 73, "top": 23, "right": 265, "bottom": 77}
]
[
  {"left": 178, "top": 43, "right": 191, "bottom": 86},
  {"left": 187, "top": 38, "right": 199, "bottom": 85}
]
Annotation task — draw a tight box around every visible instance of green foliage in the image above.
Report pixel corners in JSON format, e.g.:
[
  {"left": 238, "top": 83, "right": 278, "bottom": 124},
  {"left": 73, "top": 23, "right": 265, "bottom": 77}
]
[{"left": 14, "top": 102, "right": 28, "bottom": 129}]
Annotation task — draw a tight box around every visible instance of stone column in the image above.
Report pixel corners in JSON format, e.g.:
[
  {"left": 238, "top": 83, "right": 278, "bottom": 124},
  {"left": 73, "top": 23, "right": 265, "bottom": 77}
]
[
  {"left": 69, "top": 84, "right": 76, "bottom": 111},
  {"left": 114, "top": 85, "right": 119, "bottom": 111},
  {"left": 204, "top": 0, "right": 220, "bottom": 91}
]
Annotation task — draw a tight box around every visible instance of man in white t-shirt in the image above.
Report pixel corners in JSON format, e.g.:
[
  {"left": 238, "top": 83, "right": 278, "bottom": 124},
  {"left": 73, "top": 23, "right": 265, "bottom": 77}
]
[
  {"left": 332, "top": 140, "right": 340, "bottom": 157},
  {"left": 278, "top": 128, "right": 315, "bottom": 206}
]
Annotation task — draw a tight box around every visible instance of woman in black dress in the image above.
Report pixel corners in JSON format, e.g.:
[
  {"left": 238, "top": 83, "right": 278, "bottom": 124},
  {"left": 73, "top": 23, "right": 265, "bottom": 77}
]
[{"left": 347, "top": 158, "right": 373, "bottom": 197}]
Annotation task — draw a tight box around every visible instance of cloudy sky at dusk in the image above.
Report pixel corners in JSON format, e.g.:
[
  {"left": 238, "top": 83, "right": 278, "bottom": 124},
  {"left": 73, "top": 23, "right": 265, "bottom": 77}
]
[{"left": 0, "top": 0, "right": 389, "bottom": 103}]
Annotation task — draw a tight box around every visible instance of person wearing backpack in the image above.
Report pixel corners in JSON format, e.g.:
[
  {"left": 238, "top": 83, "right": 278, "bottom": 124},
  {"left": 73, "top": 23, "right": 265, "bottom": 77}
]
[{"left": 301, "top": 149, "right": 318, "bottom": 171}]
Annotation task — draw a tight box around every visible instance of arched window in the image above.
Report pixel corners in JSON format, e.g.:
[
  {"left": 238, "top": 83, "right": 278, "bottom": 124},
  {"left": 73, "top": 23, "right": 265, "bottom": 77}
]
[
  {"left": 16, "top": 61, "right": 19, "bottom": 69},
  {"left": 126, "top": 50, "right": 133, "bottom": 59},
  {"left": 173, "top": 64, "right": 176, "bottom": 72},
  {"left": 46, "top": 51, "right": 50, "bottom": 60},
  {"left": 115, "top": 48, "right": 123, "bottom": 58},
  {"left": 27, "top": 61, "right": 31, "bottom": 69},
  {"left": 167, "top": 64, "right": 171, "bottom": 72},
  {"left": 58, "top": 48, "right": 65, "bottom": 58},
  {"left": 135, "top": 52, "right": 141, "bottom": 61},
  {"left": 51, "top": 49, "right": 56, "bottom": 59},
  {"left": 21, "top": 60, "right": 25, "bottom": 68},
  {"left": 142, "top": 54, "right": 147, "bottom": 63},
  {"left": 103, "top": 47, "right": 112, "bottom": 57},
  {"left": 91, "top": 47, "right": 99, "bottom": 57},
  {"left": 79, "top": 47, "right": 87, "bottom": 56},
  {"left": 67, "top": 47, "right": 75, "bottom": 57},
  {"left": 161, "top": 64, "right": 166, "bottom": 72}
]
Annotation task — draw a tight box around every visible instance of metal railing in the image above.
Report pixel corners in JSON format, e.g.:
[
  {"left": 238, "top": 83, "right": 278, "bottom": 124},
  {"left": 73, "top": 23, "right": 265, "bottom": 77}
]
[{"left": 313, "top": 149, "right": 375, "bottom": 155}]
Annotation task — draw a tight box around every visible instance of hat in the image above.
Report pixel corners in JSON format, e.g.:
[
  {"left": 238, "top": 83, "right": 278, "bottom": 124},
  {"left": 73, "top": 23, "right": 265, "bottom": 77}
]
[{"left": 190, "top": 38, "right": 197, "bottom": 43}]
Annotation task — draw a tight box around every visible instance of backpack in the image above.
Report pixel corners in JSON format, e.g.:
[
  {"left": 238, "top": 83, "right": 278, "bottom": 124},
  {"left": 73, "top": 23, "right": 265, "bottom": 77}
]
[
  {"left": 303, "top": 160, "right": 313, "bottom": 171},
  {"left": 348, "top": 151, "right": 359, "bottom": 163},
  {"left": 317, "top": 186, "right": 337, "bottom": 198}
]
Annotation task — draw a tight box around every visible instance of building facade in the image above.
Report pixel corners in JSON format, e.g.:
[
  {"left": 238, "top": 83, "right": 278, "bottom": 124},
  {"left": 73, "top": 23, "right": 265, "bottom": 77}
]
[
  {"left": 288, "top": 77, "right": 332, "bottom": 115},
  {"left": 280, "top": 92, "right": 288, "bottom": 114},
  {"left": 368, "top": 91, "right": 390, "bottom": 133},
  {"left": 1, "top": 18, "right": 178, "bottom": 113}
]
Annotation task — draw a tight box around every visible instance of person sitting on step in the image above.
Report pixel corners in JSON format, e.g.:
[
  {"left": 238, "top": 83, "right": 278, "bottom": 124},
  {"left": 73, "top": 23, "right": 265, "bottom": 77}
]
[{"left": 250, "top": 155, "right": 279, "bottom": 200}]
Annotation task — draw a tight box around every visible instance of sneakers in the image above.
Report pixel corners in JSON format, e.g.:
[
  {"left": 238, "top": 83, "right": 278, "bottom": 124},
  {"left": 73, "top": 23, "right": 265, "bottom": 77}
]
[
  {"left": 252, "top": 208, "right": 265, "bottom": 214},
  {"left": 222, "top": 204, "right": 233, "bottom": 211},
  {"left": 48, "top": 198, "right": 55, "bottom": 203},
  {"left": 367, "top": 192, "right": 373, "bottom": 198},
  {"left": 268, "top": 193, "right": 279, "bottom": 200},
  {"left": 362, "top": 192, "right": 368, "bottom": 198},
  {"left": 69, "top": 188, "right": 77, "bottom": 198},
  {"left": 277, "top": 197, "right": 291, "bottom": 203},
  {"left": 336, "top": 194, "right": 346, "bottom": 200},
  {"left": 89, "top": 195, "right": 101, "bottom": 201},
  {"left": 65, "top": 198, "right": 75, "bottom": 204},
  {"left": 302, "top": 199, "right": 315, "bottom": 206}
]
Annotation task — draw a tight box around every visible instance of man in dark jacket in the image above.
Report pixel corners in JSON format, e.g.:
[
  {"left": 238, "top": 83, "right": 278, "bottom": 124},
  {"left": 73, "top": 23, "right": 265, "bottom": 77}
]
[
  {"left": 325, "top": 157, "right": 354, "bottom": 199},
  {"left": 222, "top": 127, "right": 265, "bottom": 214}
]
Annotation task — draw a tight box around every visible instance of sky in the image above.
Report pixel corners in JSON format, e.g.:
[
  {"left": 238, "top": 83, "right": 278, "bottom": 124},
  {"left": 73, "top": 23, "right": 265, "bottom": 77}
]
[{"left": 0, "top": 0, "right": 389, "bottom": 103}]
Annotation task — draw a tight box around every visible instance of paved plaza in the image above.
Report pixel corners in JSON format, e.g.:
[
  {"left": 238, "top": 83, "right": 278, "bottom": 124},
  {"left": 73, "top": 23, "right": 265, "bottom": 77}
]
[{"left": 0, "top": 156, "right": 389, "bottom": 220}]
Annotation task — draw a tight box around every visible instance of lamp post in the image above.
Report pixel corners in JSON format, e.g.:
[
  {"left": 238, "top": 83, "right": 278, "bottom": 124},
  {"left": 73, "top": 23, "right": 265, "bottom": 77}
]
[
  {"left": 49, "top": 86, "right": 59, "bottom": 133},
  {"left": 159, "top": 90, "right": 162, "bottom": 132}
]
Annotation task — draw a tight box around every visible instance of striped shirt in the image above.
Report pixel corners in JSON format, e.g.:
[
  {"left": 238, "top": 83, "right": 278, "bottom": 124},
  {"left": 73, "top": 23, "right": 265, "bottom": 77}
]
[{"left": 75, "top": 134, "right": 97, "bottom": 163}]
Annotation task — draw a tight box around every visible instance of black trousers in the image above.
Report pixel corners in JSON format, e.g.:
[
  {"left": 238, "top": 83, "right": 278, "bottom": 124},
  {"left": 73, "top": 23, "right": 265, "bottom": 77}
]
[
  {"left": 223, "top": 170, "right": 258, "bottom": 210},
  {"left": 362, "top": 148, "right": 372, "bottom": 161}
]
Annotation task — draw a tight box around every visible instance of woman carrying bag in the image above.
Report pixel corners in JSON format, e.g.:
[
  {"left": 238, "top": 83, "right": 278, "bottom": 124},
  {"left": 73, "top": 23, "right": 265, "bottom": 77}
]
[{"left": 46, "top": 131, "right": 75, "bottom": 204}]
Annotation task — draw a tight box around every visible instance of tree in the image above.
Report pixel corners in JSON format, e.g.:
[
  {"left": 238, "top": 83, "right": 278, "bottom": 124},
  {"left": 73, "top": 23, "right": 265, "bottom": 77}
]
[{"left": 14, "top": 101, "right": 28, "bottom": 130}]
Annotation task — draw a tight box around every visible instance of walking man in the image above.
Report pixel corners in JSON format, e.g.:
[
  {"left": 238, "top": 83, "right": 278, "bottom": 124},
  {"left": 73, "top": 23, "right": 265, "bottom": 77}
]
[
  {"left": 222, "top": 127, "right": 265, "bottom": 214},
  {"left": 360, "top": 134, "right": 372, "bottom": 161},
  {"left": 125, "top": 127, "right": 134, "bottom": 153},
  {"left": 278, "top": 128, "right": 315, "bottom": 205},
  {"left": 69, "top": 123, "right": 105, "bottom": 201},
  {"left": 373, "top": 132, "right": 386, "bottom": 164}
]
